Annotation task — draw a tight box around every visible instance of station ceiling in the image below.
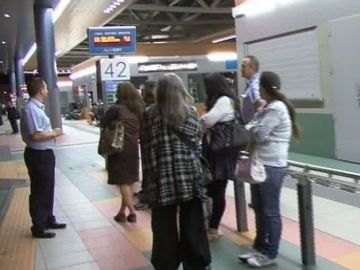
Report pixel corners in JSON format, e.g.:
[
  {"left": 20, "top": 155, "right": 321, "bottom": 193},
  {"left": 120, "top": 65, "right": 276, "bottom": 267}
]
[{"left": 0, "top": 0, "right": 236, "bottom": 74}]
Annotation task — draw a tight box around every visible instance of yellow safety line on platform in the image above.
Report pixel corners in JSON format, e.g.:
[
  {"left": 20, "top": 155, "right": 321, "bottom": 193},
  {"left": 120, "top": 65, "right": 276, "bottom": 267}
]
[
  {"left": 0, "top": 161, "right": 29, "bottom": 180},
  {"left": 0, "top": 187, "right": 36, "bottom": 270}
]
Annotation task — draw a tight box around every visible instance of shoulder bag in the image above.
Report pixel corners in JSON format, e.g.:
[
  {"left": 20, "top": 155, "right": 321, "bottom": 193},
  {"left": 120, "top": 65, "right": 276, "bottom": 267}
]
[
  {"left": 98, "top": 121, "right": 124, "bottom": 156},
  {"left": 210, "top": 110, "right": 251, "bottom": 155}
]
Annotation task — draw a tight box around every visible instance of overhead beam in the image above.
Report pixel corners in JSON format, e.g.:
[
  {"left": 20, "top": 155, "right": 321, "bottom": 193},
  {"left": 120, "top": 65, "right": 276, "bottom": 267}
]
[
  {"left": 128, "top": 4, "right": 231, "bottom": 14},
  {"left": 109, "top": 19, "right": 234, "bottom": 26},
  {"left": 196, "top": 0, "right": 208, "bottom": 8}
]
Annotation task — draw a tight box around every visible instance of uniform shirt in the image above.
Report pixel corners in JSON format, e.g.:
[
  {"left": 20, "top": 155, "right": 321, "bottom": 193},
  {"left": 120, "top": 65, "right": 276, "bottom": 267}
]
[
  {"left": 242, "top": 73, "right": 260, "bottom": 123},
  {"left": 20, "top": 98, "right": 55, "bottom": 150}
]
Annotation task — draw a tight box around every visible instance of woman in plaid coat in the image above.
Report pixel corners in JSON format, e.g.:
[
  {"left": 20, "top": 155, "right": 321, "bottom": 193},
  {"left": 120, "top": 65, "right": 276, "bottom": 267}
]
[{"left": 141, "top": 73, "right": 211, "bottom": 270}]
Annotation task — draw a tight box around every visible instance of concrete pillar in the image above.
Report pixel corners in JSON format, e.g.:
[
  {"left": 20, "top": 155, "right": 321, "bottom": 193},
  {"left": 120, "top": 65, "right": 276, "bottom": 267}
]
[
  {"left": 14, "top": 59, "right": 25, "bottom": 108},
  {"left": 9, "top": 70, "right": 16, "bottom": 94},
  {"left": 33, "top": 3, "right": 62, "bottom": 129}
]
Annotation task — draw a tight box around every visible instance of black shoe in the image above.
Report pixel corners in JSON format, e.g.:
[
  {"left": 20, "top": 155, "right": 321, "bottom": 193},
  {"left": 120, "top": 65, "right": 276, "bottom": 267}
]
[
  {"left": 134, "top": 201, "right": 149, "bottom": 211},
  {"left": 47, "top": 222, "right": 67, "bottom": 229},
  {"left": 32, "top": 230, "right": 56, "bottom": 238}
]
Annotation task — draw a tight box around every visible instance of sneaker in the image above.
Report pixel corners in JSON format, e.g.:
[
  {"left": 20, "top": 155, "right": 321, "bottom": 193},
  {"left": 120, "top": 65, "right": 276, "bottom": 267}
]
[
  {"left": 238, "top": 251, "right": 261, "bottom": 263},
  {"left": 134, "top": 201, "right": 149, "bottom": 211},
  {"left": 247, "top": 254, "right": 277, "bottom": 268}
]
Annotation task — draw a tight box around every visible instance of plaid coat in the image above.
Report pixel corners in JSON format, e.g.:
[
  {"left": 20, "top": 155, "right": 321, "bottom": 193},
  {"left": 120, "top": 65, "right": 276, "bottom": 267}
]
[{"left": 141, "top": 106, "right": 206, "bottom": 206}]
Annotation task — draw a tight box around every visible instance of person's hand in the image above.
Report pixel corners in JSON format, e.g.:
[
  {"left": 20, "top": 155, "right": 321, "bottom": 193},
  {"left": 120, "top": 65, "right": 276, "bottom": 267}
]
[{"left": 53, "top": 128, "right": 62, "bottom": 137}]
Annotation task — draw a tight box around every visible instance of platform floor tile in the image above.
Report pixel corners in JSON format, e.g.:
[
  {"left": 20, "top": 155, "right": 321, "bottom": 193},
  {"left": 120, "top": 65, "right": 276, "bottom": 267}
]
[{"left": 0, "top": 187, "right": 36, "bottom": 270}]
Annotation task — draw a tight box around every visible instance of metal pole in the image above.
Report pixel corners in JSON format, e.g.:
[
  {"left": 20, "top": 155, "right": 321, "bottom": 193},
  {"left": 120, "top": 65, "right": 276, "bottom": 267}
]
[
  {"left": 297, "top": 169, "right": 316, "bottom": 266},
  {"left": 234, "top": 181, "right": 248, "bottom": 232}
]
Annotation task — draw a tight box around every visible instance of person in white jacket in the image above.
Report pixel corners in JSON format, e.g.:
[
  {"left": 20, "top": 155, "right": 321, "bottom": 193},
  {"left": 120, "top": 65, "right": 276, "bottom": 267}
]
[
  {"left": 201, "top": 73, "right": 242, "bottom": 241},
  {"left": 239, "top": 71, "right": 301, "bottom": 268}
]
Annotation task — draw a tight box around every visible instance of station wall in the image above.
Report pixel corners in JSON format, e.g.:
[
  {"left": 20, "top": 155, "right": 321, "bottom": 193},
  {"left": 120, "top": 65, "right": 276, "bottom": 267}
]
[{"left": 234, "top": 1, "right": 360, "bottom": 161}]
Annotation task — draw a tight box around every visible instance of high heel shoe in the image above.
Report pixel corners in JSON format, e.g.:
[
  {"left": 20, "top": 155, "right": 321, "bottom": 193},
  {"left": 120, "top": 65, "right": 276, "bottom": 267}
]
[
  {"left": 127, "top": 213, "right": 137, "bottom": 223},
  {"left": 114, "top": 212, "right": 126, "bottom": 223}
]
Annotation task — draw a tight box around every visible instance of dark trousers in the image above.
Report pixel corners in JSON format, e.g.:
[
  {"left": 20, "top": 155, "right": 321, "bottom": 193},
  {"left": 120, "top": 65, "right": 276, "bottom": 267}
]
[
  {"left": 251, "top": 166, "right": 286, "bottom": 259},
  {"left": 207, "top": 179, "right": 228, "bottom": 229},
  {"left": 9, "top": 118, "right": 18, "bottom": 133},
  {"left": 151, "top": 199, "right": 211, "bottom": 270},
  {"left": 24, "top": 148, "right": 56, "bottom": 232}
]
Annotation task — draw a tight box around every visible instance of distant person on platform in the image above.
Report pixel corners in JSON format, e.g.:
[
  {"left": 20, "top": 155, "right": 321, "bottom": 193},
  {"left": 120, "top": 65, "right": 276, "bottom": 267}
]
[
  {"left": 241, "top": 55, "right": 266, "bottom": 123},
  {"left": 20, "top": 78, "right": 66, "bottom": 239},
  {"left": 6, "top": 102, "right": 19, "bottom": 134}
]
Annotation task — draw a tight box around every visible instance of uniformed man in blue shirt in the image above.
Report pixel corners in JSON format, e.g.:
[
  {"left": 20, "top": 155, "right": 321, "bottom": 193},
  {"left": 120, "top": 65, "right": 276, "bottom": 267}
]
[
  {"left": 241, "top": 55, "right": 266, "bottom": 123},
  {"left": 21, "top": 78, "right": 66, "bottom": 238}
]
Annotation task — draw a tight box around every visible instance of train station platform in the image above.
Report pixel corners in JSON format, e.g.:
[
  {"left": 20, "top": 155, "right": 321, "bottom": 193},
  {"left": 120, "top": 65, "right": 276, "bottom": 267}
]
[{"left": 0, "top": 119, "right": 359, "bottom": 270}]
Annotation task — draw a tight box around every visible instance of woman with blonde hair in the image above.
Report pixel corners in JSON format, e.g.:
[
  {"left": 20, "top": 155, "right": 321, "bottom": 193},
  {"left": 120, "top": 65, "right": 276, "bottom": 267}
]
[
  {"left": 142, "top": 73, "right": 211, "bottom": 270},
  {"left": 100, "top": 82, "right": 144, "bottom": 223}
]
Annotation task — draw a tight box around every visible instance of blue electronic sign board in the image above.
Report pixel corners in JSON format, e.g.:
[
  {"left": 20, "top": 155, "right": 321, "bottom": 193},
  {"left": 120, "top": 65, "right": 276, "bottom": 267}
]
[
  {"left": 225, "top": 60, "right": 238, "bottom": 70},
  {"left": 88, "top": 26, "right": 136, "bottom": 55}
]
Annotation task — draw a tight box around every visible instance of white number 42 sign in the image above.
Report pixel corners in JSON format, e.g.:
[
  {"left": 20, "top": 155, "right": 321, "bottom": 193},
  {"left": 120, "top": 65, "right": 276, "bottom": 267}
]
[{"left": 100, "top": 58, "right": 130, "bottom": 81}]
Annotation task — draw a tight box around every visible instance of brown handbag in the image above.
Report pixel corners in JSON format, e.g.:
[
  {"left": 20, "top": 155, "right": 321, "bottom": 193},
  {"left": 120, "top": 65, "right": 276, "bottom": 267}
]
[{"left": 98, "top": 121, "right": 124, "bottom": 156}]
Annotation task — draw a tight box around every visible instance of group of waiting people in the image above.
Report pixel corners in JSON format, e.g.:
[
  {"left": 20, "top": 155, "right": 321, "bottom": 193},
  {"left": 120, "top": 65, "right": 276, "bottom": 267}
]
[
  {"left": 20, "top": 55, "right": 300, "bottom": 270},
  {"left": 99, "top": 55, "right": 301, "bottom": 269}
]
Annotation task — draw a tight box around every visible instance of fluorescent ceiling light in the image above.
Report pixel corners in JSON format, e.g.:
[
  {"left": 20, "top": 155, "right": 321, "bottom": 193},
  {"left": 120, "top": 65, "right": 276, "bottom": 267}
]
[
  {"left": 151, "top": 35, "right": 169, "bottom": 39},
  {"left": 70, "top": 66, "right": 96, "bottom": 80},
  {"left": 55, "top": 50, "right": 62, "bottom": 57},
  {"left": 57, "top": 81, "right": 73, "bottom": 87},
  {"left": 23, "top": 43, "right": 37, "bottom": 64},
  {"left": 53, "top": 0, "right": 71, "bottom": 22},
  {"left": 212, "top": 35, "right": 236, "bottom": 43},
  {"left": 161, "top": 26, "right": 172, "bottom": 32},
  {"left": 207, "top": 52, "right": 237, "bottom": 61}
]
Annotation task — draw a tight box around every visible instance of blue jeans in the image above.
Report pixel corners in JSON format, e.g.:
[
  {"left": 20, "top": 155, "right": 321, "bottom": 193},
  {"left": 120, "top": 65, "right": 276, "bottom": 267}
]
[{"left": 250, "top": 165, "right": 286, "bottom": 259}]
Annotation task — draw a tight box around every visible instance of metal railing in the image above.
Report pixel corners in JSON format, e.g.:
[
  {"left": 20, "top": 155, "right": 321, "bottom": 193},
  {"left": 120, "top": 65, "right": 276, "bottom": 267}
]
[{"left": 234, "top": 159, "right": 360, "bottom": 266}]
